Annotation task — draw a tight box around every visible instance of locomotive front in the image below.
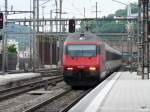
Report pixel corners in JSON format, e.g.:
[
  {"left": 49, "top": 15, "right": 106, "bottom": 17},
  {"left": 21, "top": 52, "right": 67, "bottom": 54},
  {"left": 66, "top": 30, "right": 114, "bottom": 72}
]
[{"left": 63, "top": 33, "right": 102, "bottom": 86}]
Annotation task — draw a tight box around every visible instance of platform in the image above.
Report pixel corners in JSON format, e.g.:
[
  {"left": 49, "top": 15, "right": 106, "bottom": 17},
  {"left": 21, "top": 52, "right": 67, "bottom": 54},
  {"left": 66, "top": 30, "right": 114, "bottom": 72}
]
[
  {"left": 0, "top": 73, "right": 41, "bottom": 86},
  {"left": 69, "top": 72, "right": 150, "bottom": 112}
]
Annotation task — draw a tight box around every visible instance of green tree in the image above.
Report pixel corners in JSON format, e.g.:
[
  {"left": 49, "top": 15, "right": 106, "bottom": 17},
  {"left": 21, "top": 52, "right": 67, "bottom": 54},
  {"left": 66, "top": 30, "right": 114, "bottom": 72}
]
[
  {"left": 100, "top": 22, "right": 126, "bottom": 33},
  {"left": 115, "top": 9, "right": 127, "bottom": 17},
  {"left": 78, "top": 2, "right": 138, "bottom": 34},
  {"left": 7, "top": 44, "right": 17, "bottom": 53}
]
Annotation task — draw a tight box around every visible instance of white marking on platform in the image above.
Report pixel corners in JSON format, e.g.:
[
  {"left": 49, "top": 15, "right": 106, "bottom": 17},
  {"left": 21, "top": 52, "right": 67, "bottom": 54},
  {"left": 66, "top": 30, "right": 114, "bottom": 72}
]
[{"left": 85, "top": 72, "right": 121, "bottom": 112}]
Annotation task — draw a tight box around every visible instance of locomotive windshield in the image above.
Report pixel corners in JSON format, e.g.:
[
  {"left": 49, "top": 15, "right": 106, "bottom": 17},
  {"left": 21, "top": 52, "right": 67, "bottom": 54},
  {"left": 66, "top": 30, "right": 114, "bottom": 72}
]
[{"left": 67, "top": 45, "right": 96, "bottom": 57}]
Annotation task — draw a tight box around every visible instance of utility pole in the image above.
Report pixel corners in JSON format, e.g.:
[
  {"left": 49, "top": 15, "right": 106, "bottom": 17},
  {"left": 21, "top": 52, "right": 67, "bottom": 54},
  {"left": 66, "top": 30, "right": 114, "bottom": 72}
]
[
  {"left": 55, "top": 0, "right": 58, "bottom": 32},
  {"left": 2, "top": 0, "right": 8, "bottom": 73},
  {"left": 33, "top": 0, "right": 36, "bottom": 72},
  {"left": 58, "top": 0, "right": 63, "bottom": 66},
  {"left": 42, "top": 6, "right": 45, "bottom": 32},
  {"left": 96, "top": 2, "right": 97, "bottom": 19},
  {"left": 91, "top": 2, "right": 101, "bottom": 19},
  {"left": 84, "top": 7, "right": 85, "bottom": 18},
  {"left": 137, "top": 0, "right": 142, "bottom": 76},
  {"left": 41, "top": 5, "right": 45, "bottom": 65},
  {"left": 59, "top": 0, "right": 62, "bottom": 32},
  {"left": 50, "top": 10, "right": 53, "bottom": 32},
  {"left": 37, "top": 0, "right": 39, "bottom": 32},
  {"left": 29, "top": 0, "right": 32, "bottom": 69},
  {"left": 141, "top": 0, "right": 149, "bottom": 79},
  {"left": 4, "top": 0, "right": 8, "bottom": 21}
]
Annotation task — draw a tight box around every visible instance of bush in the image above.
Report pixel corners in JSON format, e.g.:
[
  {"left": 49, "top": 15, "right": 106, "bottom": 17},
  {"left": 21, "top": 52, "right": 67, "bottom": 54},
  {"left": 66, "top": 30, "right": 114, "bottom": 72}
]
[{"left": 7, "top": 44, "right": 17, "bottom": 53}]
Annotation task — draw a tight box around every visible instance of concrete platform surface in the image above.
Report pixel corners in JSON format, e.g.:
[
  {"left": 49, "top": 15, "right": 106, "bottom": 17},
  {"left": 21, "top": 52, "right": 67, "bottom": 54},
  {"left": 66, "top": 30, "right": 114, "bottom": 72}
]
[
  {"left": 0, "top": 73, "right": 41, "bottom": 86},
  {"left": 69, "top": 72, "right": 150, "bottom": 112}
]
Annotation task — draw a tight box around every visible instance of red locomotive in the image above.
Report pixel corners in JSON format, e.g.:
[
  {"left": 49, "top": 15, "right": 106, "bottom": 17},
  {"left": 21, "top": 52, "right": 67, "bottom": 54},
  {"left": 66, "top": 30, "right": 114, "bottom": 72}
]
[{"left": 63, "top": 32, "right": 121, "bottom": 86}]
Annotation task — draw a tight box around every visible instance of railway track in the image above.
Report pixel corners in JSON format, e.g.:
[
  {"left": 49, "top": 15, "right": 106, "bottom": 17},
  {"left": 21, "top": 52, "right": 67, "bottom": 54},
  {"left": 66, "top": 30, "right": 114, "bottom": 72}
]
[
  {"left": 59, "top": 89, "right": 91, "bottom": 112},
  {"left": 40, "top": 70, "right": 62, "bottom": 77},
  {"left": 22, "top": 89, "right": 91, "bottom": 112},
  {"left": 1, "top": 72, "right": 117, "bottom": 112},
  {"left": 0, "top": 75, "right": 63, "bottom": 101},
  {"left": 0, "top": 69, "right": 62, "bottom": 90},
  {"left": 23, "top": 88, "right": 72, "bottom": 112},
  {"left": 7, "top": 68, "right": 62, "bottom": 77}
]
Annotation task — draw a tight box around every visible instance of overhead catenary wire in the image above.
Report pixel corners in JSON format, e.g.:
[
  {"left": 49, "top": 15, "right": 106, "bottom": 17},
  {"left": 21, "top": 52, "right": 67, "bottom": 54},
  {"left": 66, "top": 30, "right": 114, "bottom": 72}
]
[
  {"left": 40, "top": 0, "right": 50, "bottom": 6},
  {"left": 67, "top": 0, "right": 85, "bottom": 17}
]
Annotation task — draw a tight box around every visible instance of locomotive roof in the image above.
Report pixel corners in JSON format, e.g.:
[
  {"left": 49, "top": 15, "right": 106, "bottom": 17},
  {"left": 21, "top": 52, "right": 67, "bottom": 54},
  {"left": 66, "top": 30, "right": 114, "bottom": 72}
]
[
  {"left": 65, "top": 32, "right": 101, "bottom": 43},
  {"left": 65, "top": 32, "right": 121, "bottom": 55}
]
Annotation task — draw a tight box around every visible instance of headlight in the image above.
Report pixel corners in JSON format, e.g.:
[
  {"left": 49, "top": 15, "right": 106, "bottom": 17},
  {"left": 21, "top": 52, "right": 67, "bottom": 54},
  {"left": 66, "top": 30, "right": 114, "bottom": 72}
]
[
  {"left": 67, "top": 67, "right": 73, "bottom": 70},
  {"left": 89, "top": 67, "right": 96, "bottom": 71}
]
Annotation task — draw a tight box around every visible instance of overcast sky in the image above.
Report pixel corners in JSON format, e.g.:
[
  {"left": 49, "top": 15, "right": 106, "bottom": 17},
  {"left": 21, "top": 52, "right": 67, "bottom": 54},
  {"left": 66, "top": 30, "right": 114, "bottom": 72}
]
[{"left": 0, "top": 0, "right": 137, "bottom": 18}]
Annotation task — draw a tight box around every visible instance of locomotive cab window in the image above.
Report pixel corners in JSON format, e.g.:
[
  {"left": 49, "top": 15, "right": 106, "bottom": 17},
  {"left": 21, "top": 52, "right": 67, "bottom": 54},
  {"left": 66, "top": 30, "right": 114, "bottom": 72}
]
[{"left": 67, "top": 45, "right": 96, "bottom": 57}]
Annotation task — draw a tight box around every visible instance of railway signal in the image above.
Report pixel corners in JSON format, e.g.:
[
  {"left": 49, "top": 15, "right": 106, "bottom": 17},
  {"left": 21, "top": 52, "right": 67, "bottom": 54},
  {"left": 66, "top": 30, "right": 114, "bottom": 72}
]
[
  {"left": 0, "top": 13, "right": 4, "bottom": 29},
  {"left": 69, "top": 19, "right": 75, "bottom": 33}
]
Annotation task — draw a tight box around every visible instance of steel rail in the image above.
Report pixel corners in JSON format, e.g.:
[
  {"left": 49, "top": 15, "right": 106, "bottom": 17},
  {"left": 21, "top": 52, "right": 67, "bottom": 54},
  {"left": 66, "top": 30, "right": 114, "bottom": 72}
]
[
  {"left": 0, "top": 76, "right": 63, "bottom": 101},
  {"left": 59, "top": 89, "right": 92, "bottom": 112}
]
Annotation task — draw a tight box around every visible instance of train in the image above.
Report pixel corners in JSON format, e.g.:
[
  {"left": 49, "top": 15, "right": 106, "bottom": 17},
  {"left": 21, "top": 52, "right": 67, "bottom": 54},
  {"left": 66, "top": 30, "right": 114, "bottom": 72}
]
[{"left": 63, "top": 32, "right": 122, "bottom": 86}]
